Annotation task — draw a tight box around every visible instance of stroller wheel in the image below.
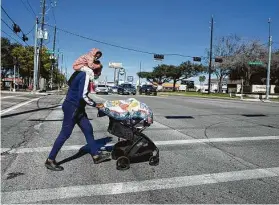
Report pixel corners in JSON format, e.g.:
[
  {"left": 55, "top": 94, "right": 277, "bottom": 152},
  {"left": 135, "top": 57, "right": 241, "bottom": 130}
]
[
  {"left": 116, "top": 156, "right": 130, "bottom": 170},
  {"left": 149, "top": 156, "right": 159, "bottom": 166}
]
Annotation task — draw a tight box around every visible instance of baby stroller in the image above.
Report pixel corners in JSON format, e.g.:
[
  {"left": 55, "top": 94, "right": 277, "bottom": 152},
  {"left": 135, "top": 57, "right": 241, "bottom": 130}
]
[{"left": 97, "top": 98, "right": 159, "bottom": 171}]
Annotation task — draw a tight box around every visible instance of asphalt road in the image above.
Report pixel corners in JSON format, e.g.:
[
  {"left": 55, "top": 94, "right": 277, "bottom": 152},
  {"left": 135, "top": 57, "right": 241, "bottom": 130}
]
[{"left": 1, "top": 93, "right": 279, "bottom": 204}]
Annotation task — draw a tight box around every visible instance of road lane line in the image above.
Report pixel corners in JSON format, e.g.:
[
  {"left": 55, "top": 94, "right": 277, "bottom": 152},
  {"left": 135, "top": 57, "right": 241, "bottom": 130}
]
[
  {"left": 2, "top": 167, "right": 279, "bottom": 204},
  {"left": 0, "top": 98, "right": 40, "bottom": 115},
  {"left": 1, "top": 95, "right": 22, "bottom": 99},
  {"left": 1, "top": 136, "right": 279, "bottom": 154}
]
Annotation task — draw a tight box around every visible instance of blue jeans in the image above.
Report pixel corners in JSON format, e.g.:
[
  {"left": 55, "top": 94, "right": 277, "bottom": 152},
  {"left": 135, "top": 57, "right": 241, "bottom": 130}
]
[{"left": 48, "top": 101, "right": 100, "bottom": 160}]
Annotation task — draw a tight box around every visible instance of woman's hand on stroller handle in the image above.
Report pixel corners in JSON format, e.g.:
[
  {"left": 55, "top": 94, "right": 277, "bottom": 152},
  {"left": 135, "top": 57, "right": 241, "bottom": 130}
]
[{"left": 95, "top": 103, "right": 104, "bottom": 109}]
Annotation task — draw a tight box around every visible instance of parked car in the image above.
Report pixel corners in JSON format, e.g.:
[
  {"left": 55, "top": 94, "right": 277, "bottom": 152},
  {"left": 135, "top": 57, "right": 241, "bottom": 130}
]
[
  {"left": 95, "top": 84, "right": 109, "bottom": 95},
  {"left": 117, "top": 83, "right": 136, "bottom": 95},
  {"left": 111, "top": 86, "right": 118, "bottom": 93},
  {"left": 139, "top": 85, "right": 157, "bottom": 95}
]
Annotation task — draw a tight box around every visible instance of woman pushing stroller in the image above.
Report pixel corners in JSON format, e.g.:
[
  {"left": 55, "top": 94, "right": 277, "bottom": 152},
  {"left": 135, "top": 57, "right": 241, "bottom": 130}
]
[{"left": 45, "top": 48, "right": 110, "bottom": 171}]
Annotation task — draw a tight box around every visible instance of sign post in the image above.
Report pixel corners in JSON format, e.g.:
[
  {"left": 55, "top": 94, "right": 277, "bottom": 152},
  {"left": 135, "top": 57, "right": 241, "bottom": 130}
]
[{"left": 109, "top": 62, "right": 123, "bottom": 86}]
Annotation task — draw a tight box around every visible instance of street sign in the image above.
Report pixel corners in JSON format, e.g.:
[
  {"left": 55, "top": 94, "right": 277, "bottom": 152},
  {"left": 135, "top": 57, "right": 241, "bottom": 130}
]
[
  {"left": 109, "top": 62, "right": 122, "bottom": 69},
  {"left": 119, "top": 67, "right": 125, "bottom": 75},
  {"left": 127, "top": 76, "right": 133, "bottom": 82},
  {"left": 248, "top": 61, "right": 263, "bottom": 65},
  {"left": 47, "top": 50, "right": 55, "bottom": 54}
]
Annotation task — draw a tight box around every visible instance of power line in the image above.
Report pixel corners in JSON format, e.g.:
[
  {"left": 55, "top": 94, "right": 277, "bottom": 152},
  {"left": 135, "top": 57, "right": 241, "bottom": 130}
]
[
  {"left": 26, "top": 0, "right": 37, "bottom": 17},
  {"left": 1, "top": 30, "right": 23, "bottom": 45},
  {"left": 1, "top": 6, "right": 15, "bottom": 23},
  {"left": 1, "top": 5, "right": 30, "bottom": 42},
  {"left": 26, "top": 23, "right": 35, "bottom": 35},
  {"left": 51, "top": 6, "right": 57, "bottom": 25},
  {"left": 45, "top": 23, "right": 158, "bottom": 55},
  {"left": 1, "top": 19, "right": 30, "bottom": 46},
  {"left": 46, "top": 23, "right": 208, "bottom": 59},
  {"left": 20, "top": 0, "right": 36, "bottom": 18},
  {"left": 1, "top": 19, "right": 14, "bottom": 32}
]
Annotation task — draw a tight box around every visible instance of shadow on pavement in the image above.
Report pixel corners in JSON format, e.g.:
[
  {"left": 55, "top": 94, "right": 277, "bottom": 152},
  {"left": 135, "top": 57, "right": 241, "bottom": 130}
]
[
  {"left": 57, "top": 137, "right": 113, "bottom": 165},
  {"left": 165, "top": 116, "right": 194, "bottom": 119},
  {"left": 28, "top": 118, "right": 93, "bottom": 121}
]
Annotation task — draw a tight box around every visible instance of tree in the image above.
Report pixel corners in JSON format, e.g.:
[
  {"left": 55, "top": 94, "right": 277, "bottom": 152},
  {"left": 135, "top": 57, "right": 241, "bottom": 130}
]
[
  {"left": 1, "top": 37, "right": 21, "bottom": 79},
  {"left": 229, "top": 40, "right": 268, "bottom": 86},
  {"left": 167, "top": 61, "right": 204, "bottom": 91},
  {"left": 11, "top": 45, "right": 52, "bottom": 86},
  {"left": 137, "top": 64, "right": 170, "bottom": 85},
  {"left": 270, "top": 50, "right": 279, "bottom": 86},
  {"left": 11, "top": 46, "right": 34, "bottom": 85},
  {"left": 210, "top": 35, "right": 242, "bottom": 92}
]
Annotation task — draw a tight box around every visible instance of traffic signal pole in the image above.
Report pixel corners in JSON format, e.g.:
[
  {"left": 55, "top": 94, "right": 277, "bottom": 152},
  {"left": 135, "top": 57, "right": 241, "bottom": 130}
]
[
  {"left": 208, "top": 15, "right": 214, "bottom": 94},
  {"left": 33, "top": 18, "right": 39, "bottom": 92},
  {"left": 50, "top": 26, "right": 56, "bottom": 90},
  {"left": 266, "top": 18, "right": 272, "bottom": 100}
]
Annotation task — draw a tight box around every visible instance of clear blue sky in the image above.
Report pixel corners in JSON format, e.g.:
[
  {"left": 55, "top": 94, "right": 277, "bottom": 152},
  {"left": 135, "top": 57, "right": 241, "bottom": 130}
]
[{"left": 1, "top": 0, "right": 279, "bottom": 84}]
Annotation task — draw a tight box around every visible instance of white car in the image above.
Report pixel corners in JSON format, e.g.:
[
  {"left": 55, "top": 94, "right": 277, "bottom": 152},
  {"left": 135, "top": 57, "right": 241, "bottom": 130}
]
[
  {"left": 95, "top": 85, "right": 109, "bottom": 95},
  {"left": 111, "top": 86, "right": 118, "bottom": 93}
]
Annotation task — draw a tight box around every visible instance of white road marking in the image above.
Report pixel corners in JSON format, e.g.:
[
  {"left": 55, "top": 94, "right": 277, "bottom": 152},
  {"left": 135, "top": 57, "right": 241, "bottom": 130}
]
[
  {"left": 1, "top": 95, "right": 22, "bottom": 99},
  {"left": 2, "top": 167, "right": 279, "bottom": 204},
  {"left": 0, "top": 98, "right": 40, "bottom": 115},
  {"left": 1, "top": 135, "right": 278, "bottom": 154}
]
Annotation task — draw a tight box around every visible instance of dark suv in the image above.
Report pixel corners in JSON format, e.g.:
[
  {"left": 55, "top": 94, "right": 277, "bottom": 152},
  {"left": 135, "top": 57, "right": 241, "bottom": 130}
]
[
  {"left": 139, "top": 85, "right": 157, "bottom": 95},
  {"left": 117, "top": 83, "right": 136, "bottom": 95}
]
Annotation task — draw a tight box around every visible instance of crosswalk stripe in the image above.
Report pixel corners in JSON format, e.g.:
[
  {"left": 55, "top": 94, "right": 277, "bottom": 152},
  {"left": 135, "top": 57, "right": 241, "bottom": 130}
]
[
  {"left": 1, "top": 136, "right": 279, "bottom": 154},
  {"left": 0, "top": 98, "right": 40, "bottom": 115},
  {"left": 2, "top": 167, "right": 279, "bottom": 204}
]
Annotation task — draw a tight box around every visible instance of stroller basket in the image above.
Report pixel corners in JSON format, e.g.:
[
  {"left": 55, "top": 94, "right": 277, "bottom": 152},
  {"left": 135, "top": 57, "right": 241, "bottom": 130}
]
[{"left": 108, "top": 119, "right": 135, "bottom": 141}]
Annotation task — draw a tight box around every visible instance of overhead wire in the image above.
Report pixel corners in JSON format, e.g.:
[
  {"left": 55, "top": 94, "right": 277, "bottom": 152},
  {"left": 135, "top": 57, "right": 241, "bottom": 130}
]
[
  {"left": 45, "top": 23, "right": 274, "bottom": 61},
  {"left": 1, "top": 6, "right": 15, "bottom": 23},
  {"left": 26, "top": 0, "right": 37, "bottom": 17},
  {"left": 26, "top": 24, "right": 35, "bottom": 35},
  {"left": 1, "top": 6, "right": 31, "bottom": 46},
  {"left": 20, "top": 0, "right": 36, "bottom": 18},
  {"left": 1, "top": 30, "right": 24, "bottom": 45},
  {"left": 1, "top": 19, "right": 30, "bottom": 46}
]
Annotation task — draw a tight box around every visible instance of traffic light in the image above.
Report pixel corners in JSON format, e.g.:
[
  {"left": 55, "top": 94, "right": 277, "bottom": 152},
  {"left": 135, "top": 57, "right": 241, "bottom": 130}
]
[
  {"left": 154, "top": 54, "right": 164, "bottom": 60},
  {"left": 215, "top": 57, "right": 223, "bottom": 63},
  {"left": 13, "top": 24, "right": 21, "bottom": 33},
  {"left": 193, "top": 57, "right": 201, "bottom": 62},
  {"left": 22, "top": 34, "right": 28, "bottom": 42}
]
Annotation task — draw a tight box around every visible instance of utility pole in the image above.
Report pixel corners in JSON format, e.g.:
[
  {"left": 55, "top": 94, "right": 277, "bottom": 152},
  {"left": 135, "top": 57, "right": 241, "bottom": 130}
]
[
  {"left": 37, "top": 0, "right": 46, "bottom": 86},
  {"left": 114, "top": 68, "right": 117, "bottom": 86},
  {"left": 13, "top": 60, "right": 16, "bottom": 92},
  {"left": 50, "top": 26, "right": 56, "bottom": 90},
  {"left": 65, "top": 67, "right": 67, "bottom": 83},
  {"left": 139, "top": 61, "right": 141, "bottom": 86},
  {"left": 208, "top": 15, "right": 214, "bottom": 94},
  {"left": 33, "top": 18, "right": 39, "bottom": 92},
  {"left": 266, "top": 18, "right": 272, "bottom": 100},
  {"left": 57, "top": 48, "right": 60, "bottom": 91},
  {"left": 61, "top": 53, "right": 63, "bottom": 88}
]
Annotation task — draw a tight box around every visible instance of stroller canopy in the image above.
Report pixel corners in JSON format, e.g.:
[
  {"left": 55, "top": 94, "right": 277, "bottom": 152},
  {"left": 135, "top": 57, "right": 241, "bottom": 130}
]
[{"left": 98, "top": 98, "right": 153, "bottom": 124}]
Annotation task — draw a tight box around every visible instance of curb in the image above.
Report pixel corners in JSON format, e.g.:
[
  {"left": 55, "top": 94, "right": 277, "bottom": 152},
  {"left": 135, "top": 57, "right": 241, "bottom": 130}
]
[{"left": 1, "top": 91, "right": 50, "bottom": 96}]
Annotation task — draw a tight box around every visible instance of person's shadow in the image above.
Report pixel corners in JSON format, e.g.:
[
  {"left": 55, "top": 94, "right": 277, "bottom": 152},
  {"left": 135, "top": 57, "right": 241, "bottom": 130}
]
[{"left": 57, "top": 137, "right": 113, "bottom": 165}]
